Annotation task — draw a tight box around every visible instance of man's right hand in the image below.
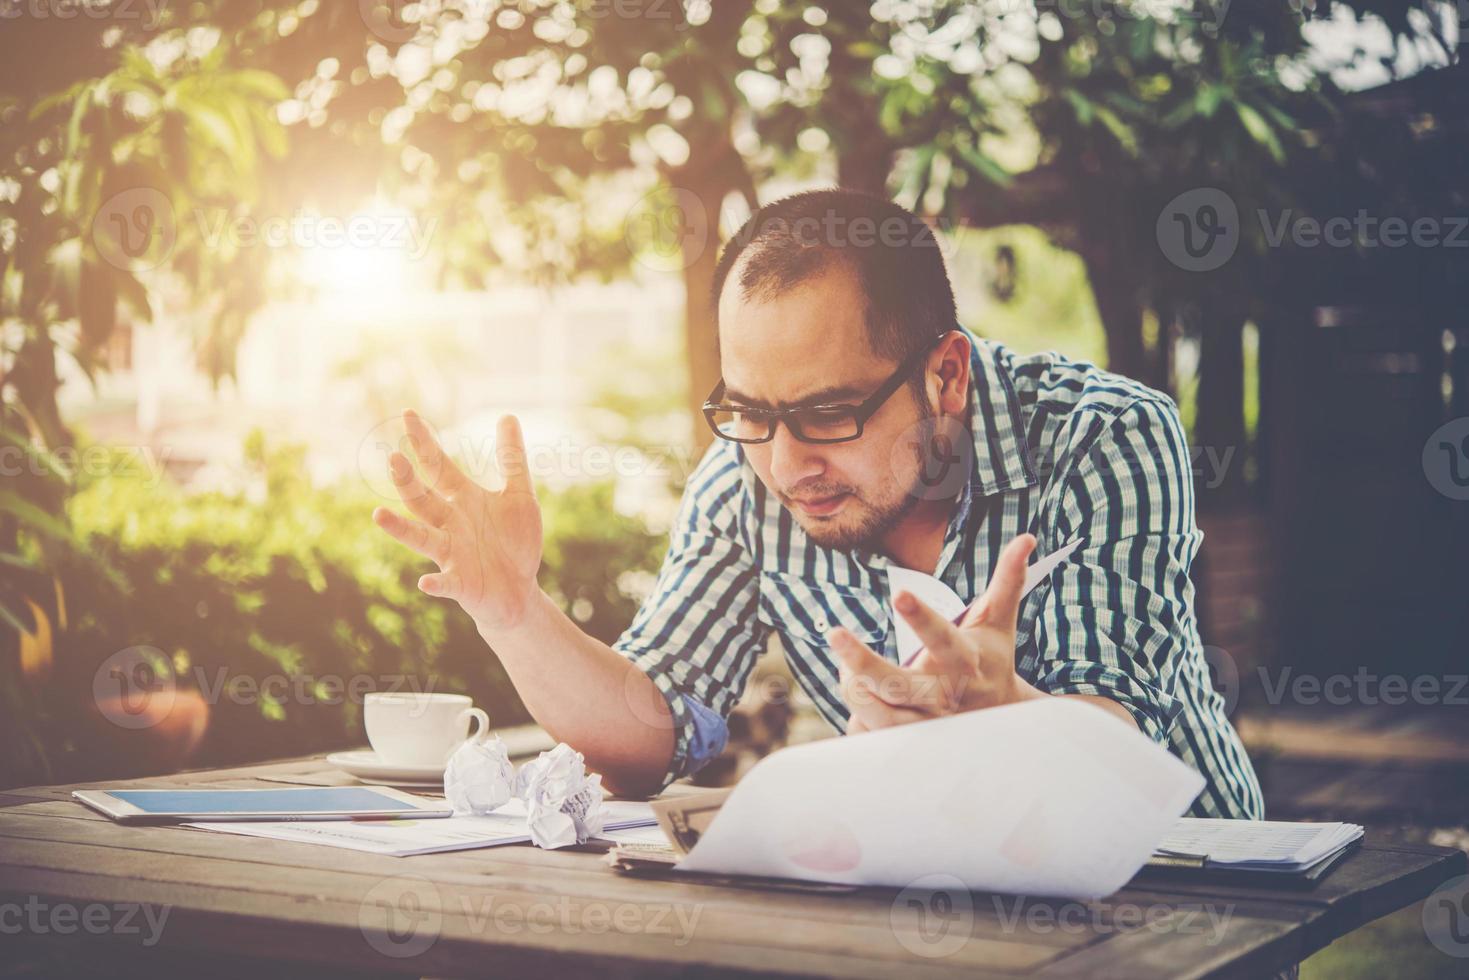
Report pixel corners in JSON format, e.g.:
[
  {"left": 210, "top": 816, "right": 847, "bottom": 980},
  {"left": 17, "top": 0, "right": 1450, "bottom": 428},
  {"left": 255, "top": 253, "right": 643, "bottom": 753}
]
[{"left": 372, "top": 410, "right": 543, "bottom": 635}]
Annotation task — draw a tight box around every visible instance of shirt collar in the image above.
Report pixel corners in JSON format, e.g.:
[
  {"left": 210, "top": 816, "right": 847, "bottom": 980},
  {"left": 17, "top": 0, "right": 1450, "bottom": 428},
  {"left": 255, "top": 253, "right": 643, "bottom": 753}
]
[{"left": 962, "top": 328, "right": 1039, "bottom": 498}]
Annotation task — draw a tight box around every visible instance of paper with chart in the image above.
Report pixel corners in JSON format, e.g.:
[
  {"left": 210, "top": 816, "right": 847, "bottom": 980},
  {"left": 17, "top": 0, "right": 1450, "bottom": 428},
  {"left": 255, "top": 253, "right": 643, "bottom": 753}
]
[
  {"left": 673, "top": 697, "right": 1204, "bottom": 899},
  {"left": 186, "top": 799, "right": 657, "bottom": 857},
  {"left": 887, "top": 537, "right": 1083, "bottom": 664}
]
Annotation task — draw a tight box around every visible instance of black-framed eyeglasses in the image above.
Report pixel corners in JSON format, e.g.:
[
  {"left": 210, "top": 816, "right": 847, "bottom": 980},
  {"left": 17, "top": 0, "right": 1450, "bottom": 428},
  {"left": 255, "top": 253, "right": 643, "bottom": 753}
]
[{"left": 702, "top": 332, "right": 948, "bottom": 445}]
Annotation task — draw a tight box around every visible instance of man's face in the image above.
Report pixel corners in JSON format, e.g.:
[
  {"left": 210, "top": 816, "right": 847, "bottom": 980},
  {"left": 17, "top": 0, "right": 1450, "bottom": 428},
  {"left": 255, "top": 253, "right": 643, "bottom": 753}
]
[{"left": 716, "top": 264, "right": 946, "bottom": 551}]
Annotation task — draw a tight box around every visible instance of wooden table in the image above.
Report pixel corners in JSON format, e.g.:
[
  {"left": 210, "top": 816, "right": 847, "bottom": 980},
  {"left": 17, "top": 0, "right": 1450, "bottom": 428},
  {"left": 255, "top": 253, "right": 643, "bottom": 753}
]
[{"left": 1, "top": 753, "right": 1462, "bottom": 979}]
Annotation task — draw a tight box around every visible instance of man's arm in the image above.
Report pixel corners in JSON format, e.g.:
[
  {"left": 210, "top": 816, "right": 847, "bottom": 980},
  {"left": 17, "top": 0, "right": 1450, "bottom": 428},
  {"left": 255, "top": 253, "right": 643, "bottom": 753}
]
[
  {"left": 1025, "top": 396, "right": 1199, "bottom": 743},
  {"left": 371, "top": 410, "right": 675, "bottom": 794}
]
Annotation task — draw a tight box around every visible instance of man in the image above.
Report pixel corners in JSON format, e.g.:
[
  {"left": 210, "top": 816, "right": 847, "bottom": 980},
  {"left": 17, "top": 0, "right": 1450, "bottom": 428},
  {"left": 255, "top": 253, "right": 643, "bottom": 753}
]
[{"left": 373, "top": 189, "right": 1263, "bottom": 819}]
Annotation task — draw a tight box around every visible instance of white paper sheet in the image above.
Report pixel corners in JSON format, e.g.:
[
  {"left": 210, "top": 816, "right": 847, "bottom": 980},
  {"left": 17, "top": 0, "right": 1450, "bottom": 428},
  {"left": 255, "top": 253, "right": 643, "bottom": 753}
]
[
  {"left": 1156, "top": 818, "right": 1364, "bottom": 868},
  {"left": 186, "top": 799, "right": 656, "bottom": 857},
  {"left": 885, "top": 566, "right": 966, "bottom": 662},
  {"left": 675, "top": 698, "right": 1203, "bottom": 899},
  {"left": 887, "top": 538, "right": 1083, "bottom": 664}
]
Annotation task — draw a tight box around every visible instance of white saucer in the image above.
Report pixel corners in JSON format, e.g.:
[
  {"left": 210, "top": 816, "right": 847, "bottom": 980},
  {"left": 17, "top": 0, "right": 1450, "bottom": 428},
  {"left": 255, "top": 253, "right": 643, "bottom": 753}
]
[{"left": 326, "top": 750, "right": 445, "bottom": 786}]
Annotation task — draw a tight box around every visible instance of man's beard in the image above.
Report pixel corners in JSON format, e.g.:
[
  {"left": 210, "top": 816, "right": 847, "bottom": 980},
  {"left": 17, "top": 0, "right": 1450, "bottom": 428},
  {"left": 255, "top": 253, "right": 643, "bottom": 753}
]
[
  {"left": 798, "top": 482, "right": 924, "bottom": 552},
  {"left": 790, "top": 390, "right": 936, "bottom": 552}
]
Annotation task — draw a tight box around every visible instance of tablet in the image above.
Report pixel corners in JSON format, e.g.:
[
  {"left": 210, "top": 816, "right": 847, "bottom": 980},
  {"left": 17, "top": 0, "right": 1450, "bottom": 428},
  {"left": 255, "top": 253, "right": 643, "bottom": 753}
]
[{"left": 72, "top": 786, "right": 453, "bottom": 824}]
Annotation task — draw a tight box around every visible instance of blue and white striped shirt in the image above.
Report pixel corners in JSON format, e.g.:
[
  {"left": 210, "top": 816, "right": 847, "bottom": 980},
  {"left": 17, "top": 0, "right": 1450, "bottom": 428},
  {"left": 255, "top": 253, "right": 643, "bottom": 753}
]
[{"left": 613, "top": 330, "right": 1264, "bottom": 819}]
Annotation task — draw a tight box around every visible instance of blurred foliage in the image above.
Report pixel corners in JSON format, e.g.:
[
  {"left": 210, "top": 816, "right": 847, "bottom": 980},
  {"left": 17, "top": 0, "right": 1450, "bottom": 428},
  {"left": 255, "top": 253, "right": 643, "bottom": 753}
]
[
  {"left": 0, "top": 432, "right": 666, "bottom": 788},
  {"left": 949, "top": 224, "right": 1108, "bottom": 366},
  {"left": 0, "top": 0, "right": 1458, "bottom": 779}
]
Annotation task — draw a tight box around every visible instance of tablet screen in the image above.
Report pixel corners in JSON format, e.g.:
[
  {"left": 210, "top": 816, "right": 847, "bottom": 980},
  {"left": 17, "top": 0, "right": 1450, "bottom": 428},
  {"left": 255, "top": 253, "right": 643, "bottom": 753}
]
[{"left": 109, "top": 787, "right": 420, "bottom": 814}]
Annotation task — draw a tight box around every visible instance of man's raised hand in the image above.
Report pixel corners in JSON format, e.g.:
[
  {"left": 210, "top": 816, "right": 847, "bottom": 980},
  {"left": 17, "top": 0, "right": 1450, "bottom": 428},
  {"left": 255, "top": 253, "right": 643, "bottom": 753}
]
[
  {"left": 832, "top": 533, "right": 1042, "bottom": 733},
  {"left": 372, "top": 410, "right": 543, "bottom": 636}
]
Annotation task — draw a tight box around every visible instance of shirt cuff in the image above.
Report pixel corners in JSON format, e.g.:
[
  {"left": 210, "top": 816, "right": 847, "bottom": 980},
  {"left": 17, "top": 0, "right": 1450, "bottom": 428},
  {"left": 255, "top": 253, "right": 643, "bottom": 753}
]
[
  {"left": 622, "top": 650, "right": 726, "bottom": 790},
  {"left": 1031, "top": 662, "right": 1180, "bottom": 745},
  {"left": 681, "top": 695, "right": 730, "bottom": 771}
]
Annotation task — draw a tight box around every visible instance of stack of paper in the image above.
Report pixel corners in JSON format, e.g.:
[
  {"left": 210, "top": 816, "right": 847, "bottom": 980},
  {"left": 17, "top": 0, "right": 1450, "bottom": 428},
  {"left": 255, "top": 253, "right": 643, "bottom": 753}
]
[
  {"left": 186, "top": 799, "right": 657, "bottom": 857},
  {"left": 1154, "top": 818, "right": 1364, "bottom": 872},
  {"left": 664, "top": 698, "right": 1205, "bottom": 900}
]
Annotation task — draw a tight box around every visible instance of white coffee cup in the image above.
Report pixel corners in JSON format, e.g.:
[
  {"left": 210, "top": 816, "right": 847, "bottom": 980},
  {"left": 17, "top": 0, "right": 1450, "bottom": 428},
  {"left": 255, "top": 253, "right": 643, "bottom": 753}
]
[{"left": 364, "top": 692, "right": 489, "bottom": 767}]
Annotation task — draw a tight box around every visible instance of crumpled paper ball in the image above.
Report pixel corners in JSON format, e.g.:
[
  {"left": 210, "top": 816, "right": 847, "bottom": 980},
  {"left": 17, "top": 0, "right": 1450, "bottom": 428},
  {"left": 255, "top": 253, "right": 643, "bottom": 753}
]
[
  {"left": 515, "top": 743, "right": 606, "bottom": 848},
  {"left": 443, "top": 734, "right": 515, "bottom": 816}
]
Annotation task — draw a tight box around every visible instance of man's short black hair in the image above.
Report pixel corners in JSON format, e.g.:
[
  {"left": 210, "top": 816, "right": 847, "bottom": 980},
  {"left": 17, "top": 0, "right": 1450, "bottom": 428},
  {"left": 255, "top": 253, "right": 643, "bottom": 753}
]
[{"left": 711, "top": 188, "right": 957, "bottom": 365}]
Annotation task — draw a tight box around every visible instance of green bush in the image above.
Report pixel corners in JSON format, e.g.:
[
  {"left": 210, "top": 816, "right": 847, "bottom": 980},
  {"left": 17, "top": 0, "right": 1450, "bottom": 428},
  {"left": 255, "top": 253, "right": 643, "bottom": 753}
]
[{"left": 2, "top": 432, "right": 668, "bottom": 787}]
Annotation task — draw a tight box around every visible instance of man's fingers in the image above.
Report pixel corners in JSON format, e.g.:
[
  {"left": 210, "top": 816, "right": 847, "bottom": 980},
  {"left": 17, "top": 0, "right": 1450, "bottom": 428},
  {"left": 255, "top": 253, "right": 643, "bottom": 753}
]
[
  {"left": 831, "top": 629, "right": 946, "bottom": 713},
  {"left": 970, "top": 533, "right": 1037, "bottom": 631},
  {"left": 388, "top": 451, "right": 451, "bottom": 525},
  {"left": 495, "top": 415, "right": 533, "bottom": 495},
  {"left": 840, "top": 666, "right": 929, "bottom": 730},
  {"left": 830, "top": 628, "right": 902, "bottom": 689},
  {"left": 373, "top": 507, "right": 450, "bottom": 563},
  {"left": 894, "top": 590, "right": 971, "bottom": 668},
  {"left": 418, "top": 571, "right": 459, "bottom": 598},
  {"left": 402, "top": 409, "right": 471, "bottom": 498}
]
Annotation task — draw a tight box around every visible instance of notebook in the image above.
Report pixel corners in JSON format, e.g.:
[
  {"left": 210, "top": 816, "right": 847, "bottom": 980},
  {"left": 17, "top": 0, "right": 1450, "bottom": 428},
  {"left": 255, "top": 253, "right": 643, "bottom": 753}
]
[{"left": 1147, "top": 818, "right": 1364, "bottom": 877}]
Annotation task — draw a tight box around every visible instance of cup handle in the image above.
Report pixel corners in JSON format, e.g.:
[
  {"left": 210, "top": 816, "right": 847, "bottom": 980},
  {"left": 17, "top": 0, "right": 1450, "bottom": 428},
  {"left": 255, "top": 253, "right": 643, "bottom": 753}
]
[{"left": 459, "top": 707, "right": 490, "bottom": 744}]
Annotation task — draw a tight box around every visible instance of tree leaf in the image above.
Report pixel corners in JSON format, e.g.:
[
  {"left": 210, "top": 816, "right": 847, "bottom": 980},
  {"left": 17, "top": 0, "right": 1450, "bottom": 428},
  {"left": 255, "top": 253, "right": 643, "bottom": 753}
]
[{"left": 1235, "top": 101, "right": 1286, "bottom": 164}]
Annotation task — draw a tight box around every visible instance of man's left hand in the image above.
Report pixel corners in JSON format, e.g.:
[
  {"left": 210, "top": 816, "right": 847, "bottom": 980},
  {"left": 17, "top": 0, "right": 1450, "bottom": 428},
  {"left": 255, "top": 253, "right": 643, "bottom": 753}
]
[{"left": 832, "top": 533, "right": 1045, "bottom": 734}]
